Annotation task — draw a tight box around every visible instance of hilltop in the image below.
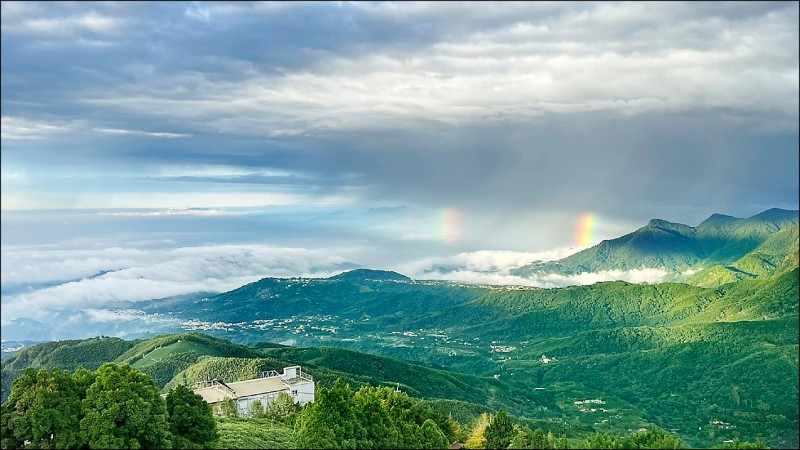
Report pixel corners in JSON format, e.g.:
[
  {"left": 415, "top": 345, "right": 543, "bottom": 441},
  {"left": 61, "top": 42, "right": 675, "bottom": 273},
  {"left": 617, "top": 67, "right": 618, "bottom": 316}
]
[
  {"left": 328, "top": 268, "right": 411, "bottom": 282},
  {"left": 512, "top": 208, "right": 798, "bottom": 284}
]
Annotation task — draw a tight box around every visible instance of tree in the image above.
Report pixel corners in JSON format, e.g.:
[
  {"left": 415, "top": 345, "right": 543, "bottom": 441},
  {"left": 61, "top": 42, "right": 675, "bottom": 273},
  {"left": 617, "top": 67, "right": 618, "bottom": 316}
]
[
  {"left": 165, "top": 384, "right": 218, "bottom": 448},
  {"left": 509, "top": 428, "right": 531, "bottom": 449},
  {"left": 720, "top": 438, "right": 769, "bottom": 449},
  {"left": 0, "top": 368, "right": 84, "bottom": 449},
  {"left": 250, "top": 399, "right": 265, "bottom": 418},
  {"left": 265, "top": 391, "right": 300, "bottom": 423},
  {"left": 374, "top": 387, "right": 428, "bottom": 448},
  {"left": 528, "top": 428, "right": 550, "bottom": 449},
  {"left": 507, "top": 428, "right": 568, "bottom": 450},
  {"left": 444, "top": 414, "right": 463, "bottom": 444},
  {"left": 72, "top": 366, "right": 97, "bottom": 400},
  {"left": 464, "top": 413, "right": 490, "bottom": 449},
  {"left": 584, "top": 431, "right": 623, "bottom": 449},
  {"left": 731, "top": 385, "right": 741, "bottom": 407},
  {"left": 353, "top": 386, "right": 398, "bottom": 448},
  {"left": 553, "top": 434, "right": 570, "bottom": 449},
  {"left": 622, "top": 428, "right": 683, "bottom": 449},
  {"left": 485, "top": 410, "right": 515, "bottom": 449},
  {"left": 80, "top": 363, "right": 171, "bottom": 449},
  {"left": 220, "top": 398, "right": 238, "bottom": 418},
  {"left": 420, "top": 418, "right": 449, "bottom": 449},
  {"left": 294, "top": 379, "right": 366, "bottom": 449}
]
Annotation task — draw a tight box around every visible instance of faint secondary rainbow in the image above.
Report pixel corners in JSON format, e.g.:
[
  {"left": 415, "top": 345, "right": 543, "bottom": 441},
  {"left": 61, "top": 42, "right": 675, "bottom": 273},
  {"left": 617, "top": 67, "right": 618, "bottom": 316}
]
[
  {"left": 574, "top": 213, "right": 598, "bottom": 248},
  {"left": 440, "top": 208, "right": 462, "bottom": 243}
]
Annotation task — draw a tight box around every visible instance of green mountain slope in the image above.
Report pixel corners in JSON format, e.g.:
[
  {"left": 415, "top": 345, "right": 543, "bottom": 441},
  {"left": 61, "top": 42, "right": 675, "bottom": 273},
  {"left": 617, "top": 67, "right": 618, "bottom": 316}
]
[
  {"left": 137, "top": 272, "right": 490, "bottom": 341},
  {"left": 259, "top": 346, "right": 544, "bottom": 415},
  {"left": 112, "top": 333, "right": 263, "bottom": 387},
  {"left": 127, "top": 262, "right": 798, "bottom": 447},
  {"left": 0, "top": 336, "right": 133, "bottom": 402},
  {"left": 687, "top": 227, "right": 799, "bottom": 287},
  {"left": 512, "top": 208, "right": 798, "bottom": 279},
  {"left": 161, "top": 345, "right": 542, "bottom": 420},
  {"left": 1, "top": 334, "right": 535, "bottom": 431}
]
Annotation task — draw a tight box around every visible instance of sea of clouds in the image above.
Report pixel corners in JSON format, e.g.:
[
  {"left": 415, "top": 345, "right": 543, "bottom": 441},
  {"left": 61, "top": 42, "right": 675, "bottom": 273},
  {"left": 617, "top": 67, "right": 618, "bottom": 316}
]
[{"left": 1, "top": 242, "right": 670, "bottom": 337}]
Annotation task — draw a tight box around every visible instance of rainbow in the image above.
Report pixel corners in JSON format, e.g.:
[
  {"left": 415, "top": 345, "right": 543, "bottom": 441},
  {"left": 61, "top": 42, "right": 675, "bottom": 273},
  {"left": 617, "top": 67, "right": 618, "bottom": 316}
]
[
  {"left": 574, "top": 213, "right": 597, "bottom": 248},
  {"left": 440, "top": 208, "right": 461, "bottom": 243}
]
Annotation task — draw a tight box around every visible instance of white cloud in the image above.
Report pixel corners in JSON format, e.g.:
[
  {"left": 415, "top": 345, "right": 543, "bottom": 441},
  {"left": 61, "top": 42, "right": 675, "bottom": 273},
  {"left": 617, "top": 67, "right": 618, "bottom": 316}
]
[
  {"left": 1, "top": 239, "right": 670, "bottom": 334},
  {"left": 1, "top": 246, "right": 150, "bottom": 288},
  {"left": 268, "top": 129, "right": 306, "bottom": 137},
  {"left": 153, "top": 165, "right": 298, "bottom": 178},
  {"left": 185, "top": 3, "right": 210, "bottom": 23},
  {"left": 6, "top": 11, "right": 125, "bottom": 39},
  {"left": 0, "top": 244, "right": 366, "bottom": 321},
  {"left": 397, "top": 248, "right": 581, "bottom": 277},
  {"left": 536, "top": 268, "right": 670, "bottom": 287},
  {"left": 94, "top": 128, "right": 191, "bottom": 138},
  {"left": 78, "top": 2, "right": 798, "bottom": 136},
  {"left": 401, "top": 249, "right": 669, "bottom": 288},
  {"left": 0, "top": 190, "right": 350, "bottom": 210},
  {"left": 417, "top": 270, "right": 539, "bottom": 287},
  {"left": 412, "top": 267, "right": 669, "bottom": 288},
  {"left": 1, "top": 116, "right": 74, "bottom": 140},
  {"left": 98, "top": 208, "right": 243, "bottom": 217}
]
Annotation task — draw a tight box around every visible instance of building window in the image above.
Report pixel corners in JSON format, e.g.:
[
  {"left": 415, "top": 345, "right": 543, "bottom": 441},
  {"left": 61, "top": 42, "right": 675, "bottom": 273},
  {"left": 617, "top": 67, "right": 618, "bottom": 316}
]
[{"left": 292, "top": 390, "right": 298, "bottom": 395}]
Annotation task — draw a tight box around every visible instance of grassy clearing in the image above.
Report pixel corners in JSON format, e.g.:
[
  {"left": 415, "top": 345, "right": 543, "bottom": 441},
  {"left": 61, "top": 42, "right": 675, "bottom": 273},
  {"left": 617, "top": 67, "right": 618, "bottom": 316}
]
[{"left": 214, "top": 418, "right": 295, "bottom": 449}]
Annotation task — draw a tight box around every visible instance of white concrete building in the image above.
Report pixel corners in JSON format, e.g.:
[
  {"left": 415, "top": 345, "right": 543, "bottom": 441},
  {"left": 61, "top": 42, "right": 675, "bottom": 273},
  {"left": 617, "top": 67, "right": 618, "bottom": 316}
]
[{"left": 193, "top": 365, "right": 315, "bottom": 416}]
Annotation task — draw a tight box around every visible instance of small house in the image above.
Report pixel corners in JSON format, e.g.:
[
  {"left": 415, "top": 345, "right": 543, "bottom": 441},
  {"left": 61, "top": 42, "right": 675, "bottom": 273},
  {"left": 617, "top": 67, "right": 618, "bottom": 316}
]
[{"left": 193, "top": 365, "right": 314, "bottom": 416}]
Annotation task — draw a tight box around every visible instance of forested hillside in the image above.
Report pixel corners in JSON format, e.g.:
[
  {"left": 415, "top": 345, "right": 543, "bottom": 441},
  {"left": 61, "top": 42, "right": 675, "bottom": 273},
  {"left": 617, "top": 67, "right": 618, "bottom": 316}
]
[
  {"left": 3, "top": 208, "right": 797, "bottom": 448},
  {"left": 512, "top": 209, "right": 798, "bottom": 279},
  {"left": 113, "top": 269, "right": 796, "bottom": 447}
]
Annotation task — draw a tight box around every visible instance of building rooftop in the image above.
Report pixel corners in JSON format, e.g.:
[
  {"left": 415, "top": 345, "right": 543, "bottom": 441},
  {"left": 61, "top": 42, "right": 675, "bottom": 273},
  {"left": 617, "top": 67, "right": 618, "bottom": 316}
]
[
  {"left": 192, "top": 365, "right": 313, "bottom": 403},
  {"left": 194, "top": 377, "right": 287, "bottom": 403}
]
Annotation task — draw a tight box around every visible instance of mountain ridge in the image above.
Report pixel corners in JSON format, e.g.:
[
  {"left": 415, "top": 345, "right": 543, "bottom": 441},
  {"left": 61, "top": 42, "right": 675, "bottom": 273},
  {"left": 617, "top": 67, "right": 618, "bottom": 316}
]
[
  {"left": 512, "top": 208, "right": 798, "bottom": 280},
  {"left": 328, "top": 268, "right": 411, "bottom": 282}
]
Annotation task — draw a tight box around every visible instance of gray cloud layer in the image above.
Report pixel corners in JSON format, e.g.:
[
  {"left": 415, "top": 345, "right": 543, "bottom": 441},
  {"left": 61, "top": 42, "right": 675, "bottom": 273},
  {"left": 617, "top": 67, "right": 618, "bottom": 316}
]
[{"left": 3, "top": 1, "right": 796, "bottom": 228}]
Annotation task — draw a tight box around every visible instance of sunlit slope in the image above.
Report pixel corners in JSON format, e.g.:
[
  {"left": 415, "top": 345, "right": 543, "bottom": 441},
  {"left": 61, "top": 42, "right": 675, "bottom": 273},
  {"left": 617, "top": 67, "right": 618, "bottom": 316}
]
[
  {"left": 687, "top": 226, "right": 799, "bottom": 287},
  {"left": 141, "top": 270, "right": 490, "bottom": 326},
  {"left": 164, "top": 345, "right": 543, "bottom": 419},
  {"left": 112, "top": 333, "right": 263, "bottom": 387},
  {"left": 512, "top": 208, "right": 798, "bottom": 279},
  {"left": 405, "top": 268, "right": 799, "bottom": 448},
  {"left": 425, "top": 267, "right": 799, "bottom": 337}
]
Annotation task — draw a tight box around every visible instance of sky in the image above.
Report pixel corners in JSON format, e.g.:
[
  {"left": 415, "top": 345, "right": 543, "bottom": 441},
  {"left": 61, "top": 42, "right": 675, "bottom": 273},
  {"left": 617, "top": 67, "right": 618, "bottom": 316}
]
[{"left": 1, "top": 1, "right": 798, "bottom": 339}]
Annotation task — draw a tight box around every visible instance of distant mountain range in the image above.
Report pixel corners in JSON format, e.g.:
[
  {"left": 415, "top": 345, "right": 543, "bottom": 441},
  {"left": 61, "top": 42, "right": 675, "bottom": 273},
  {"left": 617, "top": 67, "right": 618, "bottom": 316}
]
[
  {"left": 512, "top": 208, "right": 798, "bottom": 287},
  {"left": 2, "top": 207, "right": 798, "bottom": 448}
]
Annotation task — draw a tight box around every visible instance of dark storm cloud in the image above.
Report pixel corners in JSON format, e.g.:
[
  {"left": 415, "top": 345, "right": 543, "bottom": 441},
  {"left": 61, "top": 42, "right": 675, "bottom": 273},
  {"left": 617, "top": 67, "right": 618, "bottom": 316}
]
[{"left": 307, "top": 112, "right": 798, "bottom": 226}]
